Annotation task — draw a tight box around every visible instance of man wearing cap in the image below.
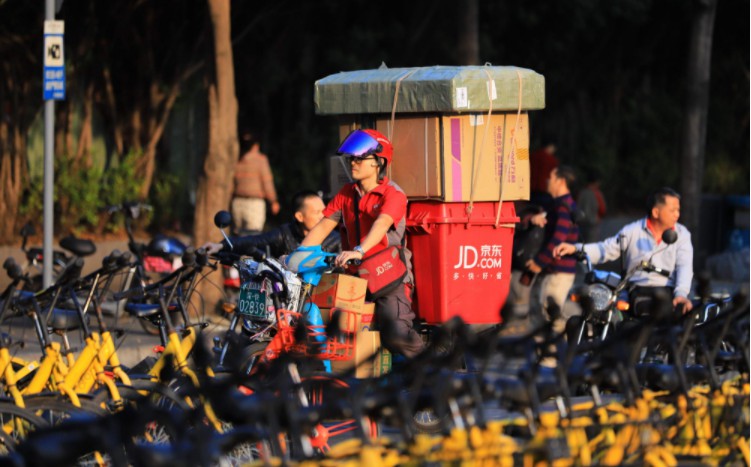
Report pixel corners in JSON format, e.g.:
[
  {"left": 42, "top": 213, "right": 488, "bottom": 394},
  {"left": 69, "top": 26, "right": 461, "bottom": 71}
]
[{"left": 295, "top": 129, "right": 424, "bottom": 358}]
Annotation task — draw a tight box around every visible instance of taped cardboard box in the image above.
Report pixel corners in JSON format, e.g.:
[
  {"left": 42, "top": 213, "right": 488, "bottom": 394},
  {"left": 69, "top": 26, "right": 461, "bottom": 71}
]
[
  {"left": 315, "top": 65, "right": 545, "bottom": 115},
  {"left": 334, "top": 113, "right": 529, "bottom": 201},
  {"left": 310, "top": 274, "right": 368, "bottom": 311},
  {"left": 330, "top": 330, "right": 391, "bottom": 378},
  {"left": 321, "top": 302, "right": 376, "bottom": 333}
]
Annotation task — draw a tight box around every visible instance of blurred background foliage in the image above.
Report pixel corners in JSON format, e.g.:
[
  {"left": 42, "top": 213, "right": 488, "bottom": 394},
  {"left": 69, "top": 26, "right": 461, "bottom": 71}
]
[{"left": 0, "top": 0, "right": 748, "bottom": 241}]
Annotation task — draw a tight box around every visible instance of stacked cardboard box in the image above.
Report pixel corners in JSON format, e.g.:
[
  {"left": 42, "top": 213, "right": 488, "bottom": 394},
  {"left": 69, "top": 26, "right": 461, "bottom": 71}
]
[
  {"left": 334, "top": 112, "right": 530, "bottom": 200},
  {"left": 311, "top": 274, "right": 391, "bottom": 378},
  {"left": 317, "top": 66, "right": 541, "bottom": 201}
]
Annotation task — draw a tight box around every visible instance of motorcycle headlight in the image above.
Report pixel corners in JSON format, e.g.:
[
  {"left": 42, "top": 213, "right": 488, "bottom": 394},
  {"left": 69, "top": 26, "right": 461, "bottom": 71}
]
[{"left": 587, "top": 283, "right": 614, "bottom": 313}]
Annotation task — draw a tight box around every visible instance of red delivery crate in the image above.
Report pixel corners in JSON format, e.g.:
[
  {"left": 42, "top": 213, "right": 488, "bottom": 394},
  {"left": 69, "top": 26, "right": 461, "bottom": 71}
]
[{"left": 406, "top": 201, "right": 518, "bottom": 324}]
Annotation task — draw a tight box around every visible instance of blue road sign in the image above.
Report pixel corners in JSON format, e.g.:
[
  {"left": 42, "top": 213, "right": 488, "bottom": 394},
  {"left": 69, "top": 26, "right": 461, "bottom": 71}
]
[{"left": 43, "top": 21, "right": 65, "bottom": 101}]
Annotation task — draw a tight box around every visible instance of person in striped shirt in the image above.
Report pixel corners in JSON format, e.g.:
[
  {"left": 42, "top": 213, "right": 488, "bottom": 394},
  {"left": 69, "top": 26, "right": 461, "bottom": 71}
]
[{"left": 525, "top": 165, "right": 579, "bottom": 331}]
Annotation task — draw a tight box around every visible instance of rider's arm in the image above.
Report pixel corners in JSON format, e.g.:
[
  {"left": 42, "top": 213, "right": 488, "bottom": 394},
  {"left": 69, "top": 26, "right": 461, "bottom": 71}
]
[
  {"left": 358, "top": 214, "right": 394, "bottom": 253},
  {"left": 672, "top": 227, "right": 694, "bottom": 299},
  {"left": 581, "top": 222, "right": 639, "bottom": 265},
  {"left": 301, "top": 218, "right": 339, "bottom": 247}
]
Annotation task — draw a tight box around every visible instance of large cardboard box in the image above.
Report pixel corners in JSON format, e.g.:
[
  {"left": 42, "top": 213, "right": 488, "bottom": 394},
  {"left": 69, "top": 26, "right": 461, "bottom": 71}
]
[
  {"left": 321, "top": 303, "right": 389, "bottom": 378},
  {"left": 330, "top": 330, "right": 391, "bottom": 378},
  {"left": 335, "top": 113, "right": 529, "bottom": 201},
  {"left": 310, "top": 274, "right": 368, "bottom": 311}
]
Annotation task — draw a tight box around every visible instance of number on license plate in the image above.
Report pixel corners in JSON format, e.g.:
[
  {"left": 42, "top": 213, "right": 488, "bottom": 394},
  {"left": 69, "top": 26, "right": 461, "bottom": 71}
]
[{"left": 238, "top": 282, "right": 268, "bottom": 317}]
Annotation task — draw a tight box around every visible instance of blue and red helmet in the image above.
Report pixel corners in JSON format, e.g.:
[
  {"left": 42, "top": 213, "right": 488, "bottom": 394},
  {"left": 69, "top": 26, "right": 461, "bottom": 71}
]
[{"left": 337, "top": 129, "right": 393, "bottom": 166}]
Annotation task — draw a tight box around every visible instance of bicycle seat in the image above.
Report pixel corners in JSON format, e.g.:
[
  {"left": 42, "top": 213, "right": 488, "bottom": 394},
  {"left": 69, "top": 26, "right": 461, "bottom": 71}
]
[
  {"left": 59, "top": 236, "right": 96, "bottom": 257},
  {"left": 47, "top": 308, "right": 88, "bottom": 332},
  {"left": 124, "top": 302, "right": 162, "bottom": 319}
]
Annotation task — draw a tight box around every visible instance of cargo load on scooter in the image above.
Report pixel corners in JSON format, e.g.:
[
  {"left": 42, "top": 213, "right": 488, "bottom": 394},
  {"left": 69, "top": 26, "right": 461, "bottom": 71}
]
[{"left": 314, "top": 65, "right": 546, "bottom": 325}]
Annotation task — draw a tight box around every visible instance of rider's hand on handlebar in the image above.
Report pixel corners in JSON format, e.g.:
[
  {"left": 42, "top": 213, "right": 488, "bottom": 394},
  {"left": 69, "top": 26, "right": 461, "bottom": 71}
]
[
  {"left": 673, "top": 296, "right": 693, "bottom": 313},
  {"left": 201, "top": 241, "right": 224, "bottom": 255},
  {"left": 553, "top": 242, "right": 577, "bottom": 259},
  {"left": 335, "top": 250, "right": 363, "bottom": 268}
]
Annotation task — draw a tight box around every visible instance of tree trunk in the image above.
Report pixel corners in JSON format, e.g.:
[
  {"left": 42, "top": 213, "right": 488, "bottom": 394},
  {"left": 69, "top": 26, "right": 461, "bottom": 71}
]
[
  {"left": 137, "top": 83, "right": 183, "bottom": 200},
  {"left": 193, "top": 0, "right": 239, "bottom": 313},
  {"left": 680, "top": 0, "right": 717, "bottom": 239},
  {"left": 102, "top": 66, "right": 124, "bottom": 157},
  {"left": 457, "top": 0, "right": 480, "bottom": 65},
  {"left": 0, "top": 120, "right": 27, "bottom": 243}
]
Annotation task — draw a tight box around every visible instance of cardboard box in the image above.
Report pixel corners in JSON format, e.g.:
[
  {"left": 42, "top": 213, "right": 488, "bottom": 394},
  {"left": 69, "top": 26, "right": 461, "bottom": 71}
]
[
  {"left": 321, "top": 302, "right": 376, "bottom": 333},
  {"left": 330, "top": 330, "right": 391, "bottom": 378},
  {"left": 334, "top": 113, "right": 529, "bottom": 201},
  {"left": 310, "top": 274, "right": 368, "bottom": 311}
]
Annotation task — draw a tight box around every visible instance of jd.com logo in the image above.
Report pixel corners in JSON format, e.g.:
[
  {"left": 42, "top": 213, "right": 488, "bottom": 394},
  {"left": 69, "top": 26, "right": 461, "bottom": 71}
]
[
  {"left": 453, "top": 245, "right": 503, "bottom": 269},
  {"left": 376, "top": 261, "right": 393, "bottom": 276}
]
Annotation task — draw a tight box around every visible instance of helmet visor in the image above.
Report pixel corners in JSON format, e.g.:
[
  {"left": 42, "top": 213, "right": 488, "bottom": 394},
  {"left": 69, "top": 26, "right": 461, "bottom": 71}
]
[{"left": 336, "top": 130, "right": 382, "bottom": 157}]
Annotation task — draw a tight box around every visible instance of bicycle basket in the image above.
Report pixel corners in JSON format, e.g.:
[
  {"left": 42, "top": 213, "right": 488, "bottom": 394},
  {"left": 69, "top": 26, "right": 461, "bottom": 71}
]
[{"left": 277, "top": 309, "right": 356, "bottom": 361}]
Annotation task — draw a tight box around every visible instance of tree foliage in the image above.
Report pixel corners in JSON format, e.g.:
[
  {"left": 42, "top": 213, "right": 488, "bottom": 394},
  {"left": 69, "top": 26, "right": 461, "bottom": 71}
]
[{"left": 0, "top": 0, "right": 747, "bottom": 245}]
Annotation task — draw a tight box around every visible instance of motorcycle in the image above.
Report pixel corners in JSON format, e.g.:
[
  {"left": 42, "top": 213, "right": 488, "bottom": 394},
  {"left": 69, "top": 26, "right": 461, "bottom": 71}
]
[{"left": 567, "top": 229, "right": 678, "bottom": 345}]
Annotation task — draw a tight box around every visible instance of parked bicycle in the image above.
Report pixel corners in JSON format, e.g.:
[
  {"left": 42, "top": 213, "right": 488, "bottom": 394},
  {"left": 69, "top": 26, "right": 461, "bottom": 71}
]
[
  {"left": 105, "top": 202, "right": 188, "bottom": 334},
  {"left": 18, "top": 222, "right": 96, "bottom": 293}
]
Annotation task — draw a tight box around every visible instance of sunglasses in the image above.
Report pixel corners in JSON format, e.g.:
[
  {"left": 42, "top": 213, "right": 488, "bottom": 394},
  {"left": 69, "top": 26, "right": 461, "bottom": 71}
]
[{"left": 347, "top": 156, "right": 377, "bottom": 165}]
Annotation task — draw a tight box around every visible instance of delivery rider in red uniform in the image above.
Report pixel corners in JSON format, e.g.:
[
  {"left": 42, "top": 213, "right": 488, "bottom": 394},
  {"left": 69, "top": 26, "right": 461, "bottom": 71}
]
[{"left": 298, "top": 129, "right": 424, "bottom": 358}]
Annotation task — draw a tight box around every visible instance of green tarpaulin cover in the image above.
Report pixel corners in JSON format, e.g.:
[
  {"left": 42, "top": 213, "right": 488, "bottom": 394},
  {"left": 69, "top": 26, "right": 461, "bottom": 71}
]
[{"left": 315, "top": 65, "right": 545, "bottom": 115}]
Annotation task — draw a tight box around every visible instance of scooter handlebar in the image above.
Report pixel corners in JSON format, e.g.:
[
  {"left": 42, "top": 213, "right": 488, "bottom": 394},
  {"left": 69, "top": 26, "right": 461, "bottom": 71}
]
[{"left": 640, "top": 261, "right": 671, "bottom": 278}]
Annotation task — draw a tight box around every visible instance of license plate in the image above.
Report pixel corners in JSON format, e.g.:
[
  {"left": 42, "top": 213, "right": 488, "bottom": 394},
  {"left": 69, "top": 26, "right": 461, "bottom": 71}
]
[{"left": 237, "top": 282, "right": 268, "bottom": 317}]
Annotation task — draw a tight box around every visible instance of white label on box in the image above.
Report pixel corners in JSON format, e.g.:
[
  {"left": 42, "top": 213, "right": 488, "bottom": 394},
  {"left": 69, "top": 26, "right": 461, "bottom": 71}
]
[
  {"left": 455, "top": 87, "right": 468, "bottom": 108},
  {"left": 487, "top": 80, "right": 497, "bottom": 101},
  {"left": 470, "top": 114, "right": 484, "bottom": 126}
]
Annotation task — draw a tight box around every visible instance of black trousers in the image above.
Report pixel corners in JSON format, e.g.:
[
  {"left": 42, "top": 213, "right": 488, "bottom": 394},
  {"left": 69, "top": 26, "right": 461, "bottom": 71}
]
[
  {"left": 373, "top": 285, "right": 424, "bottom": 358},
  {"left": 629, "top": 286, "right": 675, "bottom": 317}
]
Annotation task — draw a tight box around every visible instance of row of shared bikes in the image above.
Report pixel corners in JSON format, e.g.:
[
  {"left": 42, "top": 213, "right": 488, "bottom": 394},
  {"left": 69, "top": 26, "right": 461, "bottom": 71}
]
[{"left": 0, "top": 211, "right": 745, "bottom": 466}]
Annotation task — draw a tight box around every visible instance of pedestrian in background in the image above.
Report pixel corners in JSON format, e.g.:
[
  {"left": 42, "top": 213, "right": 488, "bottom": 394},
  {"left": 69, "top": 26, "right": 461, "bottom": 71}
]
[
  {"left": 231, "top": 131, "right": 280, "bottom": 234},
  {"left": 529, "top": 143, "right": 559, "bottom": 215},
  {"left": 525, "top": 165, "right": 579, "bottom": 335},
  {"left": 577, "top": 168, "right": 607, "bottom": 243}
]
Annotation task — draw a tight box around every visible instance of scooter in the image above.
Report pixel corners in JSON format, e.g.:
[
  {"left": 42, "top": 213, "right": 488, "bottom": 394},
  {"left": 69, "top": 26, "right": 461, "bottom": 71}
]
[
  {"left": 568, "top": 229, "right": 678, "bottom": 345},
  {"left": 209, "top": 211, "right": 332, "bottom": 375}
]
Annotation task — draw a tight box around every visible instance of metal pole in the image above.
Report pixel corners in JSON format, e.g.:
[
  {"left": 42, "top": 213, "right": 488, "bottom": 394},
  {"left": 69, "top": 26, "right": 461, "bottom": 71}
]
[{"left": 43, "top": 0, "right": 55, "bottom": 288}]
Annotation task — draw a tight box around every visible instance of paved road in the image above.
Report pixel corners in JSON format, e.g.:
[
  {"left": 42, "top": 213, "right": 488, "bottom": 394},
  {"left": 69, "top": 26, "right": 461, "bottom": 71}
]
[{"left": 2, "top": 302, "right": 231, "bottom": 370}]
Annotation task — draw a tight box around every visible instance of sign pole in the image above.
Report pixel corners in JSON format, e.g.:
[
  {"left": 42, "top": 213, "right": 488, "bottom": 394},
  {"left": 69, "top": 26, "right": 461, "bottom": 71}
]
[{"left": 43, "top": 3, "right": 64, "bottom": 287}]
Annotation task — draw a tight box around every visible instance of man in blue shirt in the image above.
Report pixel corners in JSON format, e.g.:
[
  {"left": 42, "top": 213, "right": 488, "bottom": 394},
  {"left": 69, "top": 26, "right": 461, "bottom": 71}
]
[{"left": 554, "top": 187, "right": 694, "bottom": 312}]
